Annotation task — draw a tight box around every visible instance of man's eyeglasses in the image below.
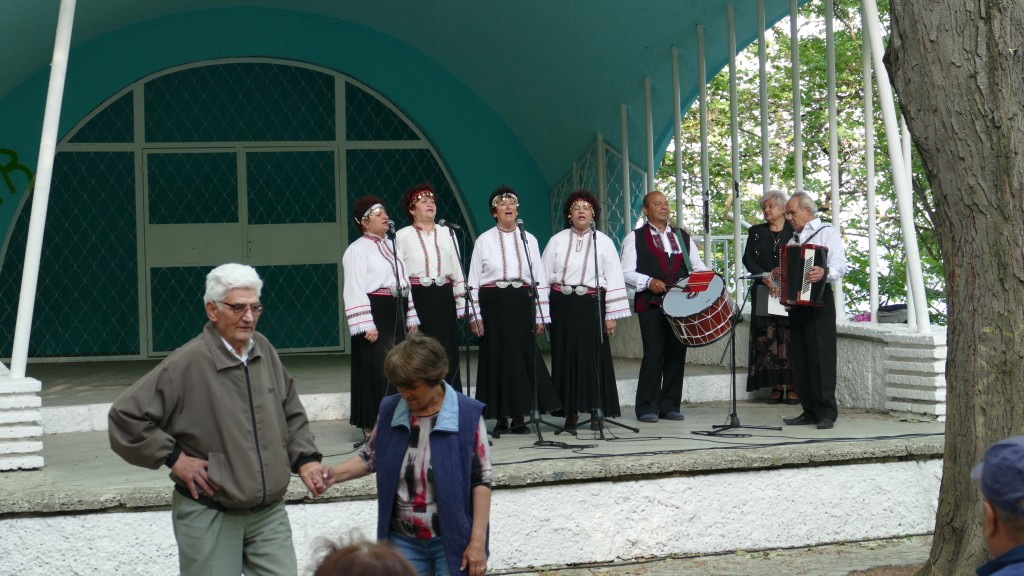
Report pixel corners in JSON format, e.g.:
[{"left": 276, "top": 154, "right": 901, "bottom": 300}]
[{"left": 219, "top": 302, "right": 264, "bottom": 317}]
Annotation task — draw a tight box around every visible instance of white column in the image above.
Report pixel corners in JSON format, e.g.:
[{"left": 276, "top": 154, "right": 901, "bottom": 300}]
[
  {"left": 2, "top": 0, "right": 77, "bottom": 471},
  {"left": 697, "top": 28, "right": 712, "bottom": 267},
  {"left": 790, "top": 0, "right": 804, "bottom": 194},
  {"left": 901, "top": 116, "right": 919, "bottom": 330},
  {"left": 672, "top": 46, "right": 685, "bottom": 230},
  {"left": 728, "top": 5, "right": 742, "bottom": 300},
  {"left": 620, "top": 103, "right": 630, "bottom": 236},
  {"left": 758, "top": 0, "right": 771, "bottom": 193},
  {"left": 825, "top": 0, "right": 844, "bottom": 314},
  {"left": 645, "top": 77, "right": 656, "bottom": 191},
  {"left": 862, "top": 17, "right": 879, "bottom": 322},
  {"left": 862, "top": 0, "right": 930, "bottom": 331}
]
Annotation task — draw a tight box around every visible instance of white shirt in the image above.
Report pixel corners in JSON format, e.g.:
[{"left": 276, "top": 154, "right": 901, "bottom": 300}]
[
  {"left": 788, "top": 218, "right": 847, "bottom": 284},
  {"left": 467, "top": 226, "right": 550, "bottom": 324},
  {"left": 396, "top": 224, "right": 467, "bottom": 316},
  {"left": 342, "top": 234, "right": 420, "bottom": 335},
  {"left": 620, "top": 222, "right": 708, "bottom": 292},
  {"left": 541, "top": 227, "right": 631, "bottom": 321}
]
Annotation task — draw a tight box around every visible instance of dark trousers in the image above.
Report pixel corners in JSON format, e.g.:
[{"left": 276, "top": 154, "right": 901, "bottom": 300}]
[
  {"left": 788, "top": 285, "right": 838, "bottom": 422},
  {"left": 635, "top": 309, "right": 687, "bottom": 418}
]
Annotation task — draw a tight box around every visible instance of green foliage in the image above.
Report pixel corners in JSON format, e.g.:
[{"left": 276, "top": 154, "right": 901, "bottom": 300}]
[{"left": 660, "top": 0, "right": 946, "bottom": 324}]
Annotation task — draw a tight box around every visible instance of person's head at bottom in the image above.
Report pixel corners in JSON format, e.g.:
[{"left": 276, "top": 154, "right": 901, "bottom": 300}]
[
  {"left": 314, "top": 538, "right": 416, "bottom": 576},
  {"left": 973, "top": 436, "right": 1024, "bottom": 563}
]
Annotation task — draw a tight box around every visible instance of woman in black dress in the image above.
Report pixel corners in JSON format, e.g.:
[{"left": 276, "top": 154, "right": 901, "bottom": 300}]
[{"left": 742, "top": 190, "right": 796, "bottom": 404}]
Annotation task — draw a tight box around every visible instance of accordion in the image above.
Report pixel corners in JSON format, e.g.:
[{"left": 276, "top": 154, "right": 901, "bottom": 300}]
[{"left": 780, "top": 243, "right": 829, "bottom": 307}]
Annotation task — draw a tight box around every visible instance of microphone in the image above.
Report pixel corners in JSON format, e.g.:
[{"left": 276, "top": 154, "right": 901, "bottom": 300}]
[
  {"left": 740, "top": 272, "right": 772, "bottom": 280},
  {"left": 588, "top": 221, "right": 596, "bottom": 233},
  {"left": 387, "top": 221, "right": 396, "bottom": 236},
  {"left": 515, "top": 218, "right": 527, "bottom": 242},
  {"left": 438, "top": 219, "right": 462, "bottom": 231}
]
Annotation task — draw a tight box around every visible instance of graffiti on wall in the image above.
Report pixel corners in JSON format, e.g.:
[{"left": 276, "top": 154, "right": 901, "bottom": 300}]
[{"left": 1, "top": 148, "right": 34, "bottom": 205}]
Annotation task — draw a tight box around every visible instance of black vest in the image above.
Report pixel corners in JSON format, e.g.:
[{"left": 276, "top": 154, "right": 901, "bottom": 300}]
[{"left": 634, "top": 225, "right": 691, "bottom": 312}]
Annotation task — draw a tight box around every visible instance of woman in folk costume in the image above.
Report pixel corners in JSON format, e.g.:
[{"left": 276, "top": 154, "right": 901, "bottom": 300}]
[
  {"left": 541, "top": 190, "right": 631, "bottom": 430},
  {"left": 468, "top": 185, "right": 560, "bottom": 434},
  {"left": 395, "top": 182, "right": 467, "bottom": 392},
  {"left": 343, "top": 196, "right": 419, "bottom": 436}
]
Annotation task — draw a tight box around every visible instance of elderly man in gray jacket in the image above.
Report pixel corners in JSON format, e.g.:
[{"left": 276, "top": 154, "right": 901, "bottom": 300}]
[{"left": 109, "top": 263, "right": 325, "bottom": 575}]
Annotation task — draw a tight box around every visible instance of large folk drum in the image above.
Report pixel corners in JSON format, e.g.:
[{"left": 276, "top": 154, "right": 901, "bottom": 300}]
[{"left": 661, "top": 271, "right": 736, "bottom": 347}]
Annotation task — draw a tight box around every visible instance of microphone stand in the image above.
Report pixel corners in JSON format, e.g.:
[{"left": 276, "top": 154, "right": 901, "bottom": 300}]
[
  {"left": 446, "top": 223, "right": 475, "bottom": 398},
  {"left": 692, "top": 286, "right": 781, "bottom": 437},
  {"left": 507, "top": 219, "right": 572, "bottom": 446},
  {"left": 562, "top": 223, "right": 638, "bottom": 437}
]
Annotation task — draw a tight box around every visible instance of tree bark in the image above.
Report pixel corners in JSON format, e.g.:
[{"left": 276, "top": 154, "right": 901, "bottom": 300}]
[{"left": 886, "top": 1, "right": 1024, "bottom": 574}]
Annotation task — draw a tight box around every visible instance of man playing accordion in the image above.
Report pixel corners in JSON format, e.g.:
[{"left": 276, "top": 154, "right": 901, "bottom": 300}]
[{"left": 772, "top": 192, "right": 848, "bottom": 430}]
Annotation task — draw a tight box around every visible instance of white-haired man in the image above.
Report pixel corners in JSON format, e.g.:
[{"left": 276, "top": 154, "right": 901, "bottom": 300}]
[
  {"left": 109, "top": 263, "right": 325, "bottom": 575},
  {"left": 776, "top": 192, "right": 847, "bottom": 430}
]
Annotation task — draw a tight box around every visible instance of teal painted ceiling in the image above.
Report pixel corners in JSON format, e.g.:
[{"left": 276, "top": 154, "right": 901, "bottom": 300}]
[{"left": 5, "top": 1, "right": 801, "bottom": 186}]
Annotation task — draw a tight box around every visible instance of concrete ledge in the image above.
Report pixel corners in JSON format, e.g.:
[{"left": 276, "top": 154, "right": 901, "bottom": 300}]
[
  {"left": 0, "top": 424, "right": 43, "bottom": 439},
  {"left": 0, "top": 377, "right": 42, "bottom": 394},
  {"left": 0, "top": 395, "right": 42, "bottom": 410},
  {"left": 0, "top": 454, "right": 44, "bottom": 471}
]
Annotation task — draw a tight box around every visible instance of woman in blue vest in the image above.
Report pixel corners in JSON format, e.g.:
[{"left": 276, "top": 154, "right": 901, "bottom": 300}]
[{"left": 321, "top": 333, "right": 492, "bottom": 576}]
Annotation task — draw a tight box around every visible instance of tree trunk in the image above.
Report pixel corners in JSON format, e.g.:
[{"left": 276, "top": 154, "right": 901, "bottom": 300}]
[{"left": 886, "top": 1, "right": 1024, "bottom": 574}]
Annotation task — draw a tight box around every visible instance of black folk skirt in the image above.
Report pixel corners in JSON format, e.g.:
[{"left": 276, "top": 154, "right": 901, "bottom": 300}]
[
  {"left": 549, "top": 290, "right": 621, "bottom": 417},
  {"left": 475, "top": 286, "right": 560, "bottom": 419},
  {"left": 349, "top": 294, "right": 407, "bottom": 429},
  {"left": 410, "top": 283, "right": 462, "bottom": 392}
]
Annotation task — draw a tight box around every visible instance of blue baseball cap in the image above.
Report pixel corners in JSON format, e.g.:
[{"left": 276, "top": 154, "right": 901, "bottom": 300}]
[{"left": 972, "top": 436, "right": 1024, "bottom": 517}]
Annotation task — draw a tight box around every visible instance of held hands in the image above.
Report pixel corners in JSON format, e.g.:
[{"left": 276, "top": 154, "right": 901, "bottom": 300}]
[
  {"left": 298, "top": 461, "right": 327, "bottom": 497},
  {"left": 364, "top": 329, "right": 379, "bottom": 343},
  {"left": 534, "top": 323, "right": 544, "bottom": 336},
  {"left": 647, "top": 278, "right": 668, "bottom": 294},
  {"left": 470, "top": 319, "right": 484, "bottom": 337},
  {"left": 171, "top": 452, "right": 219, "bottom": 499}
]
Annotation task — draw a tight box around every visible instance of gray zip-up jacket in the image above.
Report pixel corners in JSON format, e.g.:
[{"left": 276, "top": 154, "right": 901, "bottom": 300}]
[{"left": 109, "top": 323, "right": 321, "bottom": 509}]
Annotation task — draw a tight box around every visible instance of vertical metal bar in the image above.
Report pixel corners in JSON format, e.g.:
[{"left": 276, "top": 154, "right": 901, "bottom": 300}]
[
  {"left": 728, "top": 5, "right": 742, "bottom": 300},
  {"left": 645, "top": 77, "right": 655, "bottom": 190},
  {"left": 697, "top": 28, "right": 712, "bottom": 267},
  {"left": 901, "top": 116, "right": 918, "bottom": 329},
  {"left": 862, "top": 16, "right": 878, "bottom": 322},
  {"left": 790, "top": 0, "right": 804, "bottom": 194},
  {"left": 862, "top": 0, "right": 930, "bottom": 331},
  {"left": 620, "top": 103, "right": 629, "bottom": 236},
  {"left": 10, "top": 0, "right": 78, "bottom": 378},
  {"left": 757, "top": 0, "right": 771, "bottom": 193},
  {"left": 672, "top": 46, "right": 684, "bottom": 230},
  {"left": 825, "top": 0, "right": 843, "bottom": 314},
  {"left": 597, "top": 133, "right": 608, "bottom": 236}
]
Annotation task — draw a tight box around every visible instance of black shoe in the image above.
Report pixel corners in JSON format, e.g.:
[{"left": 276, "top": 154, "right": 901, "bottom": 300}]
[
  {"left": 659, "top": 410, "right": 685, "bottom": 421},
  {"left": 816, "top": 418, "right": 835, "bottom": 430},
  {"left": 783, "top": 413, "right": 818, "bottom": 425},
  {"left": 766, "top": 391, "right": 783, "bottom": 405},
  {"left": 510, "top": 416, "right": 530, "bottom": 434},
  {"left": 493, "top": 417, "right": 509, "bottom": 434}
]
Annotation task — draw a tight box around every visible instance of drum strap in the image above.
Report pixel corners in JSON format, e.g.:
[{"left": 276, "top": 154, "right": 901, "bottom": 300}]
[{"left": 673, "top": 228, "right": 693, "bottom": 276}]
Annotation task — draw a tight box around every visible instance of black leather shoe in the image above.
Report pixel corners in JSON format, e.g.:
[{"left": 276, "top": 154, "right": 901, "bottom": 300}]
[
  {"left": 783, "top": 413, "right": 818, "bottom": 425},
  {"left": 816, "top": 418, "right": 835, "bottom": 430}
]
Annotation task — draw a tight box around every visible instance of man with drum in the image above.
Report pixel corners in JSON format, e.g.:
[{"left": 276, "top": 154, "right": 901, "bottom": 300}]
[
  {"left": 774, "top": 192, "right": 847, "bottom": 430},
  {"left": 621, "top": 191, "right": 708, "bottom": 423}
]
